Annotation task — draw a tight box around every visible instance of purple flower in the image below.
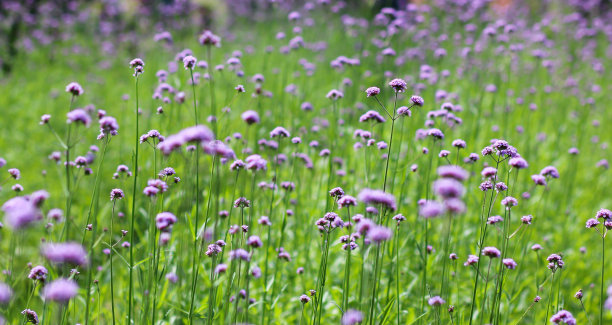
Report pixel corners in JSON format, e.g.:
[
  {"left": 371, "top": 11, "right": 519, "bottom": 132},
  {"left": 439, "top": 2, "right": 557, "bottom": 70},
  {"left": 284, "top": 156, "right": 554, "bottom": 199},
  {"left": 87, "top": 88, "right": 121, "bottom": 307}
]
[
  {"left": 247, "top": 236, "right": 263, "bottom": 248},
  {"left": 366, "top": 87, "right": 380, "bottom": 97},
  {"left": 481, "top": 167, "right": 497, "bottom": 178},
  {"left": 434, "top": 178, "right": 464, "bottom": 199},
  {"left": 501, "top": 196, "right": 518, "bottom": 207},
  {"left": 43, "top": 278, "right": 78, "bottom": 303},
  {"left": 586, "top": 218, "right": 600, "bottom": 228},
  {"left": 427, "top": 128, "right": 444, "bottom": 140},
  {"left": 65, "top": 82, "right": 84, "bottom": 96},
  {"left": 326, "top": 89, "right": 344, "bottom": 100},
  {"left": 28, "top": 265, "right": 48, "bottom": 282},
  {"left": 229, "top": 249, "right": 250, "bottom": 261},
  {"left": 357, "top": 188, "right": 397, "bottom": 211},
  {"left": 420, "top": 201, "right": 445, "bottom": 218},
  {"left": 215, "top": 264, "right": 228, "bottom": 274},
  {"left": 359, "top": 110, "right": 386, "bottom": 123},
  {"left": 452, "top": 139, "right": 466, "bottom": 148},
  {"left": 183, "top": 55, "right": 197, "bottom": 69},
  {"left": 388, "top": 78, "right": 407, "bottom": 92},
  {"left": 509, "top": 157, "right": 529, "bottom": 169},
  {"left": 0, "top": 283, "right": 12, "bottom": 304},
  {"left": 66, "top": 109, "right": 91, "bottom": 127},
  {"left": 21, "top": 309, "right": 38, "bottom": 324},
  {"left": 155, "top": 212, "right": 177, "bottom": 231},
  {"left": 438, "top": 166, "right": 469, "bottom": 181},
  {"left": 428, "top": 296, "right": 445, "bottom": 306},
  {"left": 411, "top": 95, "right": 424, "bottom": 106},
  {"left": 270, "top": 126, "right": 290, "bottom": 138},
  {"left": 482, "top": 246, "right": 501, "bottom": 258},
  {"left": 550, "top": 310, "right": 576, "bottom": 325},
  {"left": 341, "top": 309, "right": 363, "bottom": 325},
  {"left": 521, "top": 215, "right": 533, "bottom": 224},
  {"left": 110, "top": 188, "right": 124, "bottom": 201},
  {"left": 596, "top": 208, "right": 612, "bottom": 220},
  {"left": 367, "top": 226, "right": 392, "bottom": 243},
  {"left": 397, "top": 106, "right": 411, "bottom": 116},
  {"left": 241, "top": 110, "right": 260, "bottom": 125},
  {"left": 41, "top": 242, "right": 88, "bottom": 266},
  {"left": 464, "top": 254, "right": 479, "bottom": 266},
  {"left": 2, "top": 196, "right": 43, "bottom": 229},
  {"left": 540, "top": 166, "right": 559, "bottom": 178},
  {"left": 531, "top": 175, "right": 547, "bottom": 186},
  {"left": 502, "top": 258, "right": 517, "bottom": 269},
  {"left": 99, "top": 116, "right": 119, "bottom": 137},
  {"left": 203, "top": 140, "right": 235, "bottom": 159},
  {"left": 338, "top": 195, "right": 358, "bottom": 209},
  {"left": 300, "top": 294, "right": 310, "bottom": 304}
]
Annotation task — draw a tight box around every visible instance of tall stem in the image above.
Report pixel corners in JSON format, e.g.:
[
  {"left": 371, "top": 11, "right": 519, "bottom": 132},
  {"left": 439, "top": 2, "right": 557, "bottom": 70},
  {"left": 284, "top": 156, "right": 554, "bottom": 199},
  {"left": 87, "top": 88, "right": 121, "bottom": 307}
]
[
  {"left": 109, "top": 201, "right": 116, "bottom": 325},
  {"left": 84, "top": 136, "right": 110, "bottom": 325},
  {"left": 188, "top": 67, "right": 200, "bottom": 323},
  {"left": 128, "top": 76, "right": 140, "bottom": 324},
  {"left": 601, "top": 235, "right": 605, "bottom": 324}
]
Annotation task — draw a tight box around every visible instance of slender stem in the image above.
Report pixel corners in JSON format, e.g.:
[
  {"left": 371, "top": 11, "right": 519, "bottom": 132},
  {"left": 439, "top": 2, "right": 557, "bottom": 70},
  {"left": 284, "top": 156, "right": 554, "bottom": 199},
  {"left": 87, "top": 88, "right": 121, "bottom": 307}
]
[
  {"left": 368, "top": 243, "right": 381, "bottom": 325},
  {"left": 128, "top": 76, "right": 140, "bottom": 324},
  {"left": 109, "top": 201, "right": 116, "bottom": 325},
  {"left": 188, "top": 67, "right": 200, "bottom": 323},
  {"left": 84, "top": 136, "right": 110, "bottom": 325},
  {"left": 601, "top": 235, "right": 605, "bottom": 324}
]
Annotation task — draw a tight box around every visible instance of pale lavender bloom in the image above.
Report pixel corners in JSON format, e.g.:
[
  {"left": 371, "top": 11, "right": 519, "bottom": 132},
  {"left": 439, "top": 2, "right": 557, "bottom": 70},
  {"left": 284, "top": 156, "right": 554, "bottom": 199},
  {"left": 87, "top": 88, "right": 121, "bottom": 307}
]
[
  {"left": 388, "top": 78, "right": 407, "bottom": 92},
  {"left": 43, "top": 278, "right": 78, "bottom": 303},
  {"left": 452, "top": 139, "right": 466, "bottom": 148},
  {"left": 65, "top": 82, "right": 84, "bottom": 96},
  {"left": 586, "top": 218, "right": 600, "bottom": 228},
  {"left": 428, "top": 296, "right": 445, "bottom": 306},
  {"left": 434, "top": 178, "right": 464, "bottom": 199},
  {"left": 2, "top": 194, "right": 45, "bottom": 228},
  {"left": 241, "top": 110, "right": 260, "bottom": 125},
  {"left": 501, "top": 196, "right": 518, "bottom": 207},
  {"left": 0, "top": 283, "right": 12, "bottom": 304},
  {"left": 366, "top": 87, "right": 380, "bottom": 97},
  {"left": 521, "top": 215, "right": 533, "bottom": 224},
  {"left": 326, "top": 89, "right": 344, "bottom": 100},
  {"left": 420, "top": 201, "right": 445, "bottom": 218},
  {"left": 482, "top": 246, "right": 501, "bottom": 258},
  {"left": 110, "top": 188, "right": 124, "bottom": 201},
  {"left": 66, "top": 109, "right": 91, "bottom": 127},
  {"left": 397, "top": 106, "right": 411, "bottom": 116},
  {"left": 28, "top": 265, "right": 48, "bottom": 282},
  {"left": 21, "top": 309, "right": 38, "bottom": 324},
  {"left": 411, "top": 95, "right": 424, "bottom": 106},
  {"left": 155, "top": 212, "right": 177, "bottom": 231},
  {"left": 183, "top": 55, "right": 197, "bottom": 69},
  {"left": 367, "top": 226, "right": 392, "bottom": 243},
  {"left": 41, "top": 242, "right": 88, "bottom": 266},
  {"left": 357, "top": 188, "right": 396, "bottom": 211},
  {"left": 464, "top": 254, "right": 479, "bottom": 266},
  {"left": 550, "top": 310, "right": 576, "bottom": 324},
  {"left": 503, "top": 258, "right": 517, "bottom": 269},
  {"left": 270, "top": 126, "right": 290, "bottom": 138},
  {"left": 509, "top": 157, "right": 528, "bottom": 169},
  {"left": 359, "top": 110, "right": 386, "bottom": 123},
  {"left": 203, "top": 140, "right": 235, "bottom": 159},
  {"left": 540, "top": 166, "right": 559, "bottom": 178},
  {"left": 487, "top": 215, "right": 504, "bottom": 225},
  {"left": 338, "top": 195, "right": 357, "bottom": 209},
  {"left": 341, "top": 309, "right": 363, "bottom": 325},
  {"left": 230, "top": 249, "right": 250, "bottom": 261},
  {"left": 438, "top": 166, "right": 469, "bottom": 181},
  {"left": 531, "top": 175, "right": 547, "bottom": 186},
  {"left": 215, "top": 264, "right": 228, "bottom": 274}
]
